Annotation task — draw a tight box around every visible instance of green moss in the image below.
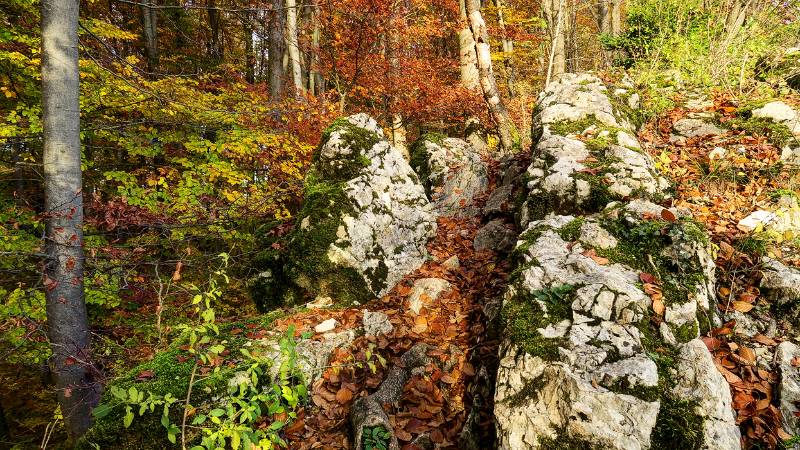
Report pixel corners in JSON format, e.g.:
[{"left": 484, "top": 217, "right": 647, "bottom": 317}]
[
  {"left": 650, "top": 397, "right": 704, "bottom": 450},
  {"left": 671, "top": 321, "right": 699, "bottom": 344},
  {"left": 728, "top": 116, "right": 799, "bottom": 149},
  {"left": 501, "top": 284, "right": 576, "bottom": 361},
  {"left": 538, "top": 434, "right": 600, "bottom": 449},
  {"left": 409, "top": 132, "right": 447, "bottom": 195},
  {"left": 549, "top": 115, "right": 603, "bottom": 136},
  {"left": 557, "top": 218, "right": 585, "bottom": 242}
]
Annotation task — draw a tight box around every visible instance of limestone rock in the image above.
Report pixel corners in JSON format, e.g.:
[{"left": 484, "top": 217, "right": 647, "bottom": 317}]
[
  {"left": 410, "top": 135, "right": 488, "bottom": 217},
  {"left": 363, "top": 310, "right": 393, "bottom": 337},
  {"left": 671, "top": 118, "right": 726, "bottom": 141},
  {"left": 315, "top": 318, "right": 337, "bottom": 333},
  {"left": 408, "top": 278, "right": 451, "bottom": 315},
  {"left": 673, "top": 339, "right": 741, "bottom": 449},
  {"left": 752, "top": 101, "right": 800, "bottom": 137},
  {"left": 761, "top": 257, "right": 800, "bottom": 306},
  {"left": 776, "top": 341, "right": 800, "bottom": 436},
  {"left": 521, "top": 74, "right": 669, "bottom": 225},
  {"left": 474, "top": 219, "right": 517, "bottom": 253},
  {"left": 251, "top": 114, "right": 436, "bottom": 310},
  {"left": 261, "top": 330, "right": 356, "bottom": 385}
]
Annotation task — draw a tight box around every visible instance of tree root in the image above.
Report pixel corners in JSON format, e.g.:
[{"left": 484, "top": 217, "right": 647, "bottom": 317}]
[{"left": 351, "top": 343, "right": 430, "bottom": 450}]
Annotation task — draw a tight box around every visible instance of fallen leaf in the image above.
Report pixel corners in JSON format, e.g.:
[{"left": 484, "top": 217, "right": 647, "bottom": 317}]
[
  {"left": 136, "top": 370, "right": 155, "bottom": 381},
  {"left": 732, "top": 301, "right": 754, "bottom": 312},
  {"left": 661, "top": 209, "right": 677, "bottom": 222},
  {"left": 652, "top": 297, "right": 665, "bottom": 316},
  {"left": 335, "top": 387, "right": 353, "bottom": 404}
]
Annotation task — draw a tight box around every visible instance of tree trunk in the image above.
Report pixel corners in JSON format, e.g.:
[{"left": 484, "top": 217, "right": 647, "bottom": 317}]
[
  {"left": 269, "top": 0, "right": 286, "bottom": 100},
  {"left": 139, "top": 0, "right": 159, "bottom": 73},
  {"left": 207, "top": 0, "right": 223, "bottom": 63},
  {"left": 286, "top": 0, "right": 304, "bottom": 95},
  {"left": 458, "top": 0, "right": 480, "bottom": 92},
  {"left": 544, "top": 0, "right": 566, "bottom": 82},
  {"left": 309, "top": 3, "right": 323, "bottom": 94},
  {"left": 466, "top": 0, "right": 519, "bottom": 152},
  {"left": 41, "top": 0, "right": 98, "bottom": 440},
  {"left": 244, "top": 12, "right": 255, "bottom": 83},
  {"left": 611, "top": 0, "right": 622, "bottom": 35},
  {"left": 494, "top": 0, "right": 516, "bottom": 97}
]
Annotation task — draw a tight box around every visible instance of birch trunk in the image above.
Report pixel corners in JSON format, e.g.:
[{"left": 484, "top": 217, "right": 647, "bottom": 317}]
[
  {"left": 466, "top": 0, "right": 518, "bottom": 152},
  {"left": 494, "top": 0, "right": 516, "bottom": 97},
  {"left": 286, "top": 0, "right": 304, "bottom": 95},
  {"left": 458, "top": 0, "right": 480, "bottom": 92},
  {"left": 543, "top": 0, "right": 566, "bottom": 79},
  {"left": 41, "top": 0, "right": 98, "bottom": 439}
]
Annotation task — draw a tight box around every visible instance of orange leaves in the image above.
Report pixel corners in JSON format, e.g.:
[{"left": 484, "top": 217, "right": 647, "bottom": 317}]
[
  {"left": 639, "top": 272, "right": 664, "bottom": 316},
  {"left": 581, "top": 249, "right": 609, "bottom": 265}
]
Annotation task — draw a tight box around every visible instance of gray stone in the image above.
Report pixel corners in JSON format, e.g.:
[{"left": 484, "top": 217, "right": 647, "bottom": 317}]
[
  {"left": 776, "top": 341, "right": 800, "bottom": 436},
  {"left": 671, "top": 118, "right": 726, "bottom": 140},
  {"left": 411, "top": 136, "right": 489, "bottom": 217},
  {"left": 442, "top": 255, "right": 460, "bottom": 271},
  {"left": 474, "top": 219, "right": 517, "bottom": 253},
  {"left": 408, "top": 278, "right": 451, "bottom": 315},
  {"left": 761, "top": 257, "right": 800, "bottom": 308},
  {"left": 752, "top": 101, "right": 800, "bottom": 137},
  {"left": 260, "top": 330, "right": 356, "bottom": 386},
  {"left": 363, "top": 310, "right": 393, "bottom": 337},
  {"left": 673, "top": 339, "right": 741, "bottom": 449},
  {"left": 483, "top": 184, "right": 515, "bottom": 215}
]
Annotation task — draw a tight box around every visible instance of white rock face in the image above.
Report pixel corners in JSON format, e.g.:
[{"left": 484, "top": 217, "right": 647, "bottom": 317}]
[
  {"left": 776, "top": 341, "right": 800, "bottom": 436},
  {"left": 673, "top": 339, "right": 741, "bottom": 449},
  {"left": 761, "top": 257, "right": 800, "bottom": 308},
  {"left": 495, "top": 73, "right": 738, "bottom": 449},
  {"left": 411, "top": 136, "right": 488, "bottom": 217},
  {"left": 521, "top": 74, "right": 669, "bottom": 226},
  {"left": 313, "top": 114, "right": 437, "bottom": 299}
]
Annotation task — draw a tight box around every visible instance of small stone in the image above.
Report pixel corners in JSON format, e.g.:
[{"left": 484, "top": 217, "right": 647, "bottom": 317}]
[
  {"left": 306, "top": 296, "right": 333, "bottom": 309},
  {"left": 474, "top": 219, "right": 517, "bottom": 253},
  {"left": 709, "top": 147, "right": 726, "bottom": 160},
  {"left": 776, "top": 341, "right": 800, "bottom": 436},
  {"left": 671, "top": 118, "right": 726, "bottom": 139},
  {"left": 737, "top": 210, "right": 778, "bottom": 232},
  {"left": 314, "top": 318, "right": 337, "bottom": 333},
  {"left": 408, "top": 278, "right": 451, "bottom": 315},
  {"left": 442, "top": 255, "right": 460, "bottom": 270},
  {"left": 362, "top": 310, "right": 393, "bottom": 337}
]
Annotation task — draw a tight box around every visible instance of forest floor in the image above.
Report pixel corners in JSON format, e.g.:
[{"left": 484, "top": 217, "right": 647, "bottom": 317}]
[{"left": 3, "top": 88, "right": 800, "bottom": 449}]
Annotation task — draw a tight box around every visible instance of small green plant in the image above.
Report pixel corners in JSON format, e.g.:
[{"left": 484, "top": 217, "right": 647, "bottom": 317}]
[
  {"left": 93, "top": 254, "right": 309, "bottom": 449},
  {"left": 532, "top": 284, "right": 577, "bottom": 306},
  {"left": 362, "top": 425, "right": 392, "bottom": 450}
]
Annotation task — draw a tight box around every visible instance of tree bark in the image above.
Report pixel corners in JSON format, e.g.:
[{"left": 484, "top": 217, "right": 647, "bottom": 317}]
[
  {"left": 611, "top": 0, "right": 622, "bottom": 35},
  {"left": 244, "top": 11, "right": 255, "bottom": 83},
  {"left": 139, "top": 0, "right": 159, "bottom": 73},
  {"left": 458, "top": 0, "right": 480, "bottom": 92},
  {"left": 309, "top": 3, "right": 323, "bottom": 94},
  {"left": 543, "top": 0, "right": 566, "bottom": 80},
  {"left": 286, "top": 0, "right": 304, "bottom": 95},
  {"left": 41, "top": 0, "right": 98, "bottom": 440},
  {"left": 466, "top": 0, "right": 518, "bottom": 152},
  {"left": 269, "top": 0, "right": 286, "bottom": 100},
  {"left": 207, "top": 0, "right": 223, "bottom": 63}
]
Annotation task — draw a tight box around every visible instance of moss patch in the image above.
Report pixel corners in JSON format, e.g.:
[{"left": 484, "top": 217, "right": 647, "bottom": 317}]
[{"left": 409, "top": 132, "right": 447, "bottom": 196}]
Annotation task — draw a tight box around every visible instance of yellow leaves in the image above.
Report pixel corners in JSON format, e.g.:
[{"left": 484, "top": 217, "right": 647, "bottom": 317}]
[{"left": 0, "top": 86, "right": 16, "bottom": 99}]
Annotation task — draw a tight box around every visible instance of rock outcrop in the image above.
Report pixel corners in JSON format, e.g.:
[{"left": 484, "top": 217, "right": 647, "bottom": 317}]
[
  {"left": 251, "top": 114, "right": 437, "bottom": 310},
  {"left": 494, "top": 73, "right": 740, "bottom": 449},
  {"left": 520, "top": 73, "right": 670, "bottom": 226},
  {"left": 776, "top": 341, "right": 800, "bottom": 437},
  {"left": 410, "top": 134, "right": 489, "bottom": 217}
]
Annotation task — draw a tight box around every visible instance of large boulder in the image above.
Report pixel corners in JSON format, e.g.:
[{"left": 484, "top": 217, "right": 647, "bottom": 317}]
[
  {"left": 776, "top": 341, "right": 800, "bottom": 437},
  {"left": 495, "top": 74, "right": 739, "bottom": 449},
  {"left": 520, "top": 73, "right": 670, "bottom": 226},
  {"left": 251, "top": 114, "right": 436, "bottom": 310},
  {"left": 410, "top": 134, "right": 488, "bottom": 217}
]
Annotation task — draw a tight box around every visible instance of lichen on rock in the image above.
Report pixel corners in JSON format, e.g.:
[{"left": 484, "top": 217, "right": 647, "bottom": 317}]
[{"left": 251, "top": 114, "right": 436, "bottom": 310}]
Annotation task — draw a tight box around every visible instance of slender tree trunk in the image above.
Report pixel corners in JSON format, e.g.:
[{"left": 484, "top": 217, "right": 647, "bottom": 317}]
[
  {"left": 458, "top": 0, "right": 486, "bottom": 152},
  {"left": 10, "top": 140, "right": 24, "bottom": 205},
  {"left": 611, "top": 0, "right": 622, "bottom": 35},
  {"left": 41, "top": 0, "right": 98, "bottom": 440},
  {"left": 458, "top": 0, "right": 480, "bottom": 92},
  {"left": 207, "top": 0, "right": 223, "bottom": 63},
  {"left": 286, "top": 0, "right": 304, "bottom": 95},
  {"left": 309, "top": 3, "right": 322, "bottom": 94},
  {"left": 494, "top": 0, "right": 516, "bottom": 97},
  {"left": 269, "top": 0, "right": 286, "bottom": 100},
  {"left": 466, "top": 0, "right": 518, "bottom": 152},
  {"left": 140, "top": 0, "right": 159, "bottom": 73},
  {"left": 244, "top": 12, "right": 255, "bottom": 83},
  {"left": 544, "top": 0, "right": 566, "bottom": 81},
  {"left": 388, "top": 2, "right": 409, "bottom": 160}
]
